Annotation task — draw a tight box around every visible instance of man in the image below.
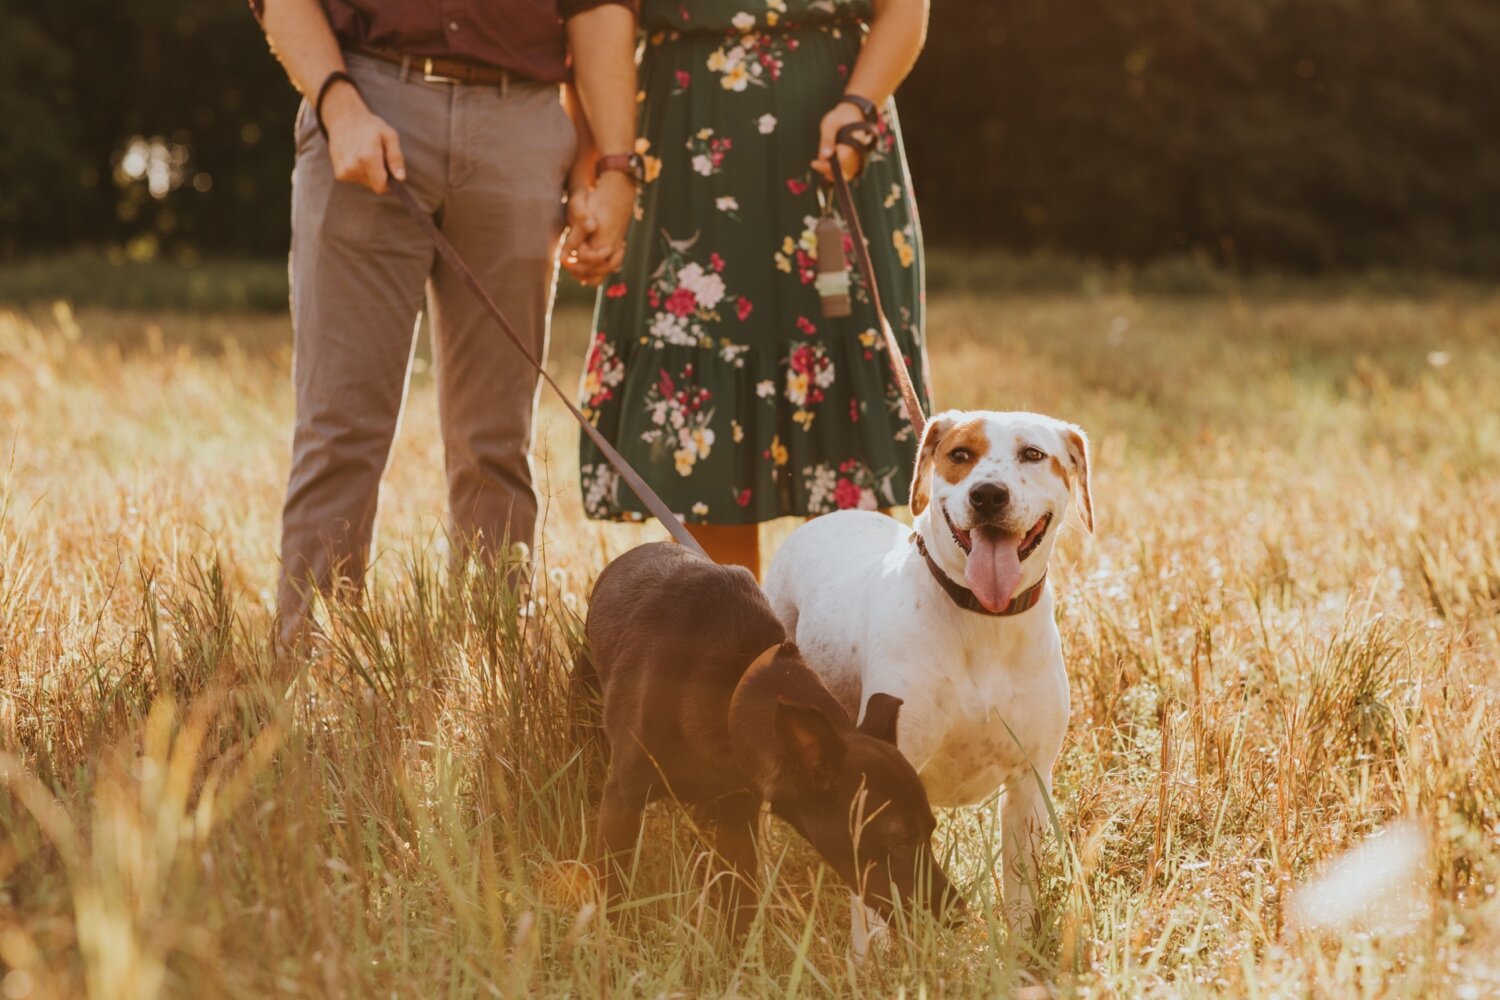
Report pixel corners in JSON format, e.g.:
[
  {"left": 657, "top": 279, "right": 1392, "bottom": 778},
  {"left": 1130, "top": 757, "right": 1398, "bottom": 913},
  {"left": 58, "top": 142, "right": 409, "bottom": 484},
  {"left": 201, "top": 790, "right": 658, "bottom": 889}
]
[{"left": 254, "top": 0, "right": 639, "bottom": 648}]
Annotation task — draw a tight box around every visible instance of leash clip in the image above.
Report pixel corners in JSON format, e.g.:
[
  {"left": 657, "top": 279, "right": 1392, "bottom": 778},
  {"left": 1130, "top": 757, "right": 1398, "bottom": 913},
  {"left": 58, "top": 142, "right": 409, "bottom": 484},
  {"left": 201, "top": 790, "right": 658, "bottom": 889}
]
[{"left": 814, "top": 189, "right": 852, "bottom": 318}]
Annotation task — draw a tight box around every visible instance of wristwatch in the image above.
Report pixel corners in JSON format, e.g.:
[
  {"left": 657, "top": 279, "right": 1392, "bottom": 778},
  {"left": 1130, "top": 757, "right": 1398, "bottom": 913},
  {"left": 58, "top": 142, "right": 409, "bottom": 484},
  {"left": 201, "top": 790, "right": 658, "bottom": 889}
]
[{"left": 595, "top": 152, "right": 646, "bottom": 185}]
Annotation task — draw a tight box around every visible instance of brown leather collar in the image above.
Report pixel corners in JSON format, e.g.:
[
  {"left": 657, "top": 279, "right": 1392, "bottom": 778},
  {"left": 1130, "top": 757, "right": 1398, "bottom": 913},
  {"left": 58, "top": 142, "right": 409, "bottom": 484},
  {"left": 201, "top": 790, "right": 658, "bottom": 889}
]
[{"left": 912, "top": 532, "right": 1048, "bottom": 617}]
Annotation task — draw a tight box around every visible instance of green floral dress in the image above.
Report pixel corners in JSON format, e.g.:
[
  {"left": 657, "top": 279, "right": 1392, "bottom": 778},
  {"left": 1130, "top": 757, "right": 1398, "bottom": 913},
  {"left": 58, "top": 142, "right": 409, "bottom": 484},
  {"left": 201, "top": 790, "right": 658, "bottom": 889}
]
[{"left": 577, "top": 0, "right": 930, "bottom": 524}]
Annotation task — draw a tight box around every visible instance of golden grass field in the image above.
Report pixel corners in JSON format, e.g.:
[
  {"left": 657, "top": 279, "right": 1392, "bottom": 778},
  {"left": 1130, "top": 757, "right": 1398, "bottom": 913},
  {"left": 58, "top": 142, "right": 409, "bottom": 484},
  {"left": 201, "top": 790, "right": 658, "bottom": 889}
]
[{"left": 2, "top": 288, "right": 1498, "bottom": 998}]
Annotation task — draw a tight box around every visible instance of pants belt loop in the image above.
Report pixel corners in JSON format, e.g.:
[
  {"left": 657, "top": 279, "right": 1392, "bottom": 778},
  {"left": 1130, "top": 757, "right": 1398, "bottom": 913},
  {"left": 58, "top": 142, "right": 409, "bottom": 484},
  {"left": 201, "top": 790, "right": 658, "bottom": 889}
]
[
  {"left": 399, "top": 54, "right": 411, "bottom": 83},
  {"left": 499, "top": 70, "right": 509, "bottom": 100}
]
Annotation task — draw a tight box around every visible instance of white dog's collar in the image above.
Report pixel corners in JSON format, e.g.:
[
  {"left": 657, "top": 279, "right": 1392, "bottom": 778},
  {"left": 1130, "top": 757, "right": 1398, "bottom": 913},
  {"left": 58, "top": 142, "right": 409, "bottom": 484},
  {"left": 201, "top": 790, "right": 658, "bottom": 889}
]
[{"left": 911, "top": 532, "right": 1048, "bottom": 617}]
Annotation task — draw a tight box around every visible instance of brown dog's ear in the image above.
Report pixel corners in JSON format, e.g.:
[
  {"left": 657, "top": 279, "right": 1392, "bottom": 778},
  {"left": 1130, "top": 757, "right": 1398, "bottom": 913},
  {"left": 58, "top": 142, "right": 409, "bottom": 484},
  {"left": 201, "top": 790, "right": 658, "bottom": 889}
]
[
  {"left": 909, "top": 411, "right": 958, "bottom": 515},
  {"left": 857, "top": 693, "right": 903, "bottom": 745},
  {"left": 1063, "top": 424, "right": 1094, "bottom": 534},
  {"left": 775, "top": 698, "right": 846, "bottom": 794}
]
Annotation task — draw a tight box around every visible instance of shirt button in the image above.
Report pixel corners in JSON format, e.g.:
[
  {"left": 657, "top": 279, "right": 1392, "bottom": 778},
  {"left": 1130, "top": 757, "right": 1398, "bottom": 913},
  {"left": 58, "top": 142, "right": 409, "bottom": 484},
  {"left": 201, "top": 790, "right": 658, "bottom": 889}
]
[{"left": 448, "top": 20, "right": 460, "bottom": 31}]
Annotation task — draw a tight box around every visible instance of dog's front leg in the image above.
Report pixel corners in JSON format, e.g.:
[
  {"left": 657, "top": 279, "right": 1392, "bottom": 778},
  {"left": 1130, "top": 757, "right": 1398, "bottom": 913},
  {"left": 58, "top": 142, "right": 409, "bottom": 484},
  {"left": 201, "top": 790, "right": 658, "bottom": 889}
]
[
  {"left": 597, "top": 775, "right": 650, "bottom": 908},
  {"left": 713, "top": 792, "right": 762, "bottom": 938},
  {"left": 849, "top": 893, "right": 890, "bottom": 961},
  {"left": 1000, "top": 771, "right": 1053, "bottom": 934}
]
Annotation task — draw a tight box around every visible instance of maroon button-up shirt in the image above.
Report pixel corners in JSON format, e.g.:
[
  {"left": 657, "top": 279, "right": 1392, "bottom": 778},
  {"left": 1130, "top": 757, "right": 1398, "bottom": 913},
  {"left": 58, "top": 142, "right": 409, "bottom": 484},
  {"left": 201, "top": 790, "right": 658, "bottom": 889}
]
[{"left": 256, "top": 0, "right": 632, "bottom": 83}]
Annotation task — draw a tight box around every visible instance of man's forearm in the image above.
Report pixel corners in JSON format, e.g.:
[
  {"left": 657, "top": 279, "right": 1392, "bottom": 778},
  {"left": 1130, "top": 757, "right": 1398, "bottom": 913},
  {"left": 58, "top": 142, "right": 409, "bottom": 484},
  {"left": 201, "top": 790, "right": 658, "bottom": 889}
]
[
  {"left": 258, "top": 0, "right": 404, "bottom": 191},
  {"left": 567, "top": 5, "right": 638, "bottom": 159},
  {"left": 260, "top": 0, "right": 350, "bottom": 98}
]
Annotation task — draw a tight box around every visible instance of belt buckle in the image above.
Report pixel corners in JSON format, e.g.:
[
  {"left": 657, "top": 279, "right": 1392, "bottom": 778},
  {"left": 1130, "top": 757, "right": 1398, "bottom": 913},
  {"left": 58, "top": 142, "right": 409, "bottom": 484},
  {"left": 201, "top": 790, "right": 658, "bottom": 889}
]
[{"left": 421, "top": 58, "right": 461, "bottom": 84}]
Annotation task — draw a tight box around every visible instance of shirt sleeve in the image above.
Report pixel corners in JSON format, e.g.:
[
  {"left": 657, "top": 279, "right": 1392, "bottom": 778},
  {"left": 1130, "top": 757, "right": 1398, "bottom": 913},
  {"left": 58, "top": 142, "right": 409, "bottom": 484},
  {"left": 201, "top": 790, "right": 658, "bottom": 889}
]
[{"left": 559, "top": 0, "right": 636, "bottom": 20}]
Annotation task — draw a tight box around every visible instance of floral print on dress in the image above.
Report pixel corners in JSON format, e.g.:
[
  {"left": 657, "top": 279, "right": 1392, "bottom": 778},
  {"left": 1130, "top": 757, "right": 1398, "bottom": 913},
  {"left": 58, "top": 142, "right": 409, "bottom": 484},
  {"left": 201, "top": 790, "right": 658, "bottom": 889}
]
[
  {"left": 687, "top": 128, "right": 732, "bottom": 176},
  {"left": 577, "top": 0, "right": 929, "bottom": 525},
  {"left": 785, "top": 342, "right": 835, "bottom": 430},
  {"left": 802, "top": 458, "right": 898, "bottom": 514},
  {"left": 581, "top": 332, "right": 626, "bottom": 422},
  {"left": 707, "top": 25, "right": 795, "bottom": 90},
  {"left": 643, "top": 232, "right": 751, "bottom": 366},
  {"left": 642, "top": 364, "right": 717, "bottom": 477},
  {"left": 581, "top": 462, "right": 624, "bottom": 519}
]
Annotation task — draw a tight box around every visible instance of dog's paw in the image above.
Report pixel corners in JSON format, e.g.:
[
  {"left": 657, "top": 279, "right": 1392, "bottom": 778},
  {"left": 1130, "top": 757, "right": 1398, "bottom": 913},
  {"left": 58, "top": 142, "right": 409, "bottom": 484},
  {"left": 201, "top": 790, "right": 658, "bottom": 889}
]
[{"left": 536, "top": 860, "right": 599, "bottom": 909}]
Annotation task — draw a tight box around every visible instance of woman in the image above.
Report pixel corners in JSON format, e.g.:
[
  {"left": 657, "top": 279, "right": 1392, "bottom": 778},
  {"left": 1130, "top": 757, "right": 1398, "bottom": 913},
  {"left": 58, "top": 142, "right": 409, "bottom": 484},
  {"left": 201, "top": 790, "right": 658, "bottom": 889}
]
[{"left": 578, "top": 0, "right": 931, "bottom": 577}]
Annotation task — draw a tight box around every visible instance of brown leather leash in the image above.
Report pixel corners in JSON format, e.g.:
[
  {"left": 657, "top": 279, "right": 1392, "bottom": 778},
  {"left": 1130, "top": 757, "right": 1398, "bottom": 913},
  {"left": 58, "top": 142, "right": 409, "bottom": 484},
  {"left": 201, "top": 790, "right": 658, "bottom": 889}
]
[
  {"left": 828, "top": 122, "right": 927, "bottom": 437},
  {"left": 386, "top": 175, "right": 709, "bottom": 559},
  {"left": 831, "top": 126, "right": 1047, "bottom": 616},
  {"left": 380, "top": 122, "right": 912, "bottom": 566}
]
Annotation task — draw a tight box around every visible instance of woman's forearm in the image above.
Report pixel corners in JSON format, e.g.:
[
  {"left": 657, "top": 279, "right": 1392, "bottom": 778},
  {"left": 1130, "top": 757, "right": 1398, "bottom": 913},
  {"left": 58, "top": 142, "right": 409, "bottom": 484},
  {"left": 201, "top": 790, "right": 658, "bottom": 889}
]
[
  {"left": 567, "top": 4, "right": 638, "bottom": 158},
  {"left": 845, "top": 0, "right": 929, "bottom": 105}
]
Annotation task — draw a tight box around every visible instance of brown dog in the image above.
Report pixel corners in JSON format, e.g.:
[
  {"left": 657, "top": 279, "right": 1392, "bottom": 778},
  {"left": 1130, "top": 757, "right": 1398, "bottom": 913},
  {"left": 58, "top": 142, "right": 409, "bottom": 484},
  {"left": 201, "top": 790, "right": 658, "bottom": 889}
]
[{"left": 578, "top": 542, "right": 962, "bottom": 936}]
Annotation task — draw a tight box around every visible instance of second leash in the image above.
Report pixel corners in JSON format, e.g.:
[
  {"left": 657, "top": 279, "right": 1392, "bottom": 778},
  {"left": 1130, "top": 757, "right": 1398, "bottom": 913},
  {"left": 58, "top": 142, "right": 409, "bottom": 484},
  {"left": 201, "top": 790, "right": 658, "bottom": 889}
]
[
  {"left": 386, "top": 175, "right": 710, "bottom": 561},
  {"left": 827, "top": 121, "right": 929, "bottom": 438}
]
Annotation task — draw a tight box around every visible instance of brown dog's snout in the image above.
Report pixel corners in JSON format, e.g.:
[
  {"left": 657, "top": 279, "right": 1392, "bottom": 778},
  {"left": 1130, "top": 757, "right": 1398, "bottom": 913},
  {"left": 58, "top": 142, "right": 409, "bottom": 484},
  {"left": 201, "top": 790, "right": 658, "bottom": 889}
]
[
  {"left": 968, "top": 481, "right": 1010, "bottom": 517},
  {"left": 921, "top": 856, "right": 966, "bottom": 924},
  {"left": 936, "top": 878, "right": 967, "bottom": 926}
]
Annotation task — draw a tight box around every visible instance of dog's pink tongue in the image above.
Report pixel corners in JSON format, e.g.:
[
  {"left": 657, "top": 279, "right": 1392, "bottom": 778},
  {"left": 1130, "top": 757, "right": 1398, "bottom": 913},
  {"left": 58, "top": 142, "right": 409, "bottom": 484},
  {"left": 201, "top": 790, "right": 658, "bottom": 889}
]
[{"left": 964, "top": 526, "right": 1025, "bottom": 612}]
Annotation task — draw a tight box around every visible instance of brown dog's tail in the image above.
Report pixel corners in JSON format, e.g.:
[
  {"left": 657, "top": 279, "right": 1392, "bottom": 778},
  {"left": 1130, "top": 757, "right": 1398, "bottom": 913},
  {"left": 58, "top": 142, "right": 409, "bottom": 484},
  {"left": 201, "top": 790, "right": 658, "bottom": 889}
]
[{"left": 568, "top": 643, "right": 608, "bottom": 799}]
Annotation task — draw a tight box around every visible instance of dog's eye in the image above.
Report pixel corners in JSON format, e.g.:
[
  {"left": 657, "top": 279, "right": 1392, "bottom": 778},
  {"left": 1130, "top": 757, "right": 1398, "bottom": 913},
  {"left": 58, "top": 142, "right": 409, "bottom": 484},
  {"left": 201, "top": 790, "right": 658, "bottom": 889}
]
[
  {"left": 947, "top": 448, "right": 972, "bottom": 464},
  {"left": 1020, "top": 446, "right": 1046, "bottom": 463}
]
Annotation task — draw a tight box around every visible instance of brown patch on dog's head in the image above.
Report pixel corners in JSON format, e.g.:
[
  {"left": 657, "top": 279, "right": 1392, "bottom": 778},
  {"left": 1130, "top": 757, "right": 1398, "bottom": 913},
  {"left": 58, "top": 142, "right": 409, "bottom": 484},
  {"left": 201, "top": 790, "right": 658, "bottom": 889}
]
[
  {"left": 933, "top": 420, "right": 991, "bottom": 486},
  {"left": 1062, "top": 425, "right": 1094, "bottom": 533},
  {"left": 909, "top": 411, "right": 958, "bottom": 515},
  {"left": 1048, "top": 455, "right": 1071, "bottom": 488}
]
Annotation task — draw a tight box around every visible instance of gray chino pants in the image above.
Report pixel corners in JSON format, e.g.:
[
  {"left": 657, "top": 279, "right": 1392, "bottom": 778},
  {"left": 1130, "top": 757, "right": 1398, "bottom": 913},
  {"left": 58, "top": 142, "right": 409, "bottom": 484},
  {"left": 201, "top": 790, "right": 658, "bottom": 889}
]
[{"left": 278, "top": 53, "right": 575, "bottom": 644}]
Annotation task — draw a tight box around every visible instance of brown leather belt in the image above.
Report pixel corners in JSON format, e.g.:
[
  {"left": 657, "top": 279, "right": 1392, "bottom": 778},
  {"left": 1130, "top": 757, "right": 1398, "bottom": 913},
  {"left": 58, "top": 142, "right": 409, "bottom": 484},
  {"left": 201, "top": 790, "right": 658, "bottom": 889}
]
[{"left": 352, "top": 45, "right": 512, "bottom": 87}]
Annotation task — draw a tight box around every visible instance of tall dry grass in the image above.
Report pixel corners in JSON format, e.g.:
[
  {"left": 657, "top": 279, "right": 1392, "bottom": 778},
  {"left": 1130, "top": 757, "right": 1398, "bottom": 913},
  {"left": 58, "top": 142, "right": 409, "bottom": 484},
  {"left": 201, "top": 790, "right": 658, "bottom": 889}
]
[{"left": 0, "top": 291, "right": 1497, "bottom": 997}]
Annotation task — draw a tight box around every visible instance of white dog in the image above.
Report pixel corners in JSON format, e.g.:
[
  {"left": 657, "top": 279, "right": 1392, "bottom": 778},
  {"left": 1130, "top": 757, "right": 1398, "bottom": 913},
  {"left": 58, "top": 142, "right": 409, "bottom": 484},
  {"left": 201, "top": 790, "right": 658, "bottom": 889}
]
[{"left": 764, "top": 409, "right": 1092, "bottom": 942}]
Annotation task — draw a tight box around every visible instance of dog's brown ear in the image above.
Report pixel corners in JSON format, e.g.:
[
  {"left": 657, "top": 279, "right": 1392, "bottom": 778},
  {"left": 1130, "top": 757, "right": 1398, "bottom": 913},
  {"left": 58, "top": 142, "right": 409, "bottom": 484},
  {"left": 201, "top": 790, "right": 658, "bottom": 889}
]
[
  {"left": 910, "top": 411, "right": 958, "bottom": 515},
  {"left": 1063, "top": 424, "right": 1094, "bottom": 534},
  {"left": 775, "top": 698, "right": 846, "bottom": 794},
  {"left": 858, "top": 693, "right": 903, "bottom": 745}
]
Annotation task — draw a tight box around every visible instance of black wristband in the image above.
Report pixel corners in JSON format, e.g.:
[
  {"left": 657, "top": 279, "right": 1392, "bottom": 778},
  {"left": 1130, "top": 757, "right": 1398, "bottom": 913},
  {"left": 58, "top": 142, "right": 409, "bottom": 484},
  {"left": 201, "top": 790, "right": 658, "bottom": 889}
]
[
  {"left": 314, "top": 71, "right": 358, "bottom": 141},
  {"left": 838, "top": 93, "right": 879, "bottom": 125}
]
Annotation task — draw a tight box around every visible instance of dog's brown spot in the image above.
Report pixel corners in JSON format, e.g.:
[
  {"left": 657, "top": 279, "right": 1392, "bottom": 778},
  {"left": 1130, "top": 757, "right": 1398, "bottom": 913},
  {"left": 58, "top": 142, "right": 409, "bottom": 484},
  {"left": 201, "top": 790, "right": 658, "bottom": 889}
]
[
  {"left": 1049, "top": 455, "right": 1071, "bottom": 487},
  {"left": 934, "top": 421, "right": 991, "bottom": 485}
]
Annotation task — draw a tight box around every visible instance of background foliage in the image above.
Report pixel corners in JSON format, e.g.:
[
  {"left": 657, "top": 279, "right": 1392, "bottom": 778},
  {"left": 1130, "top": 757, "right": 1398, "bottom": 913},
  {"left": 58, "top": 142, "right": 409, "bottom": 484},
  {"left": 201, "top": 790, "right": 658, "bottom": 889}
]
[{"left": 3, "top": 0, "right": 1499, "bottom": 272}]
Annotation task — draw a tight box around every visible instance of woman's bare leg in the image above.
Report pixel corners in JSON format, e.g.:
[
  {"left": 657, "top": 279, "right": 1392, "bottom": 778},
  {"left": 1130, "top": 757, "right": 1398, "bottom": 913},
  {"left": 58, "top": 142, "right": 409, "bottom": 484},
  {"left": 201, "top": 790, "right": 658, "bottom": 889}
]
[{"left": 686, "top": 523, "right": 761, "bottom": 579}]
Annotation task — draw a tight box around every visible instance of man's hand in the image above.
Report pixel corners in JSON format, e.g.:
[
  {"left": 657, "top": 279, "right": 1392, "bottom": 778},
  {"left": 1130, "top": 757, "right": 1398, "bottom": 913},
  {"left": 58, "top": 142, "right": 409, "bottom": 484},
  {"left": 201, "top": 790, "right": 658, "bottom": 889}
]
[
  {"left": 321, "top": 81, "right": 407, "bottom": 194},
  {"left": 811, "top": 100, "right": 869, "bottom": 184},
  {"left": 562, "top": 186, "right": 601, "bottom": 283},
  {"left": 562, "top": 171, "right": 633, "bottom": 286}
]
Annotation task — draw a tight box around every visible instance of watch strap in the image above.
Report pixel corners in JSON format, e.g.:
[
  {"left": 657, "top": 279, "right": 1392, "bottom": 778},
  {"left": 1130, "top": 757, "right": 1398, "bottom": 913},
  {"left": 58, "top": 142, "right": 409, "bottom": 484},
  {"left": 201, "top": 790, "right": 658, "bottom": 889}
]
[{"left": 595, "top": 153, "right": 642, "bottom": 184}]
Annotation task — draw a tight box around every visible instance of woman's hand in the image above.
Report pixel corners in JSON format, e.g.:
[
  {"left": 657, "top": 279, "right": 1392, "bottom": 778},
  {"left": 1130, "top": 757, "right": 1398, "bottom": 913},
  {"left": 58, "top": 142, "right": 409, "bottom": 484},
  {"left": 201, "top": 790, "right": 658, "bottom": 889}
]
[
  {"left": 562, "top": 172, "right": 632, "bottom": 286},
  {"left": 811, "top": 100, "right": 870, "bottom": 184}
]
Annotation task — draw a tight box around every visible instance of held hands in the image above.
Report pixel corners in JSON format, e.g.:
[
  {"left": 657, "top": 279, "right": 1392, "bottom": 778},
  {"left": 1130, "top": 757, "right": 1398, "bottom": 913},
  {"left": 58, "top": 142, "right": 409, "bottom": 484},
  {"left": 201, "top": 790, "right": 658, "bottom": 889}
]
[
  {"left": 320, "top": 81, "right": 407, "bottom": 194},
  {"left": 563, "top": 170, "right": 633, "bottom": 286},
  {"left": 811, "top": 100, "right": 870, "bottom": 184}
]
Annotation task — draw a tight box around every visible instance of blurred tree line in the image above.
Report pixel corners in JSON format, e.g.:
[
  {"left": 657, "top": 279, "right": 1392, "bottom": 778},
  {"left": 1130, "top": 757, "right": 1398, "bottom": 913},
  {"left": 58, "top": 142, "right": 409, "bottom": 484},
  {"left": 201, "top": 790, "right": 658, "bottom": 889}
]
[{"left": 3, "top": 0, "right": 1499, "bottom": 272}]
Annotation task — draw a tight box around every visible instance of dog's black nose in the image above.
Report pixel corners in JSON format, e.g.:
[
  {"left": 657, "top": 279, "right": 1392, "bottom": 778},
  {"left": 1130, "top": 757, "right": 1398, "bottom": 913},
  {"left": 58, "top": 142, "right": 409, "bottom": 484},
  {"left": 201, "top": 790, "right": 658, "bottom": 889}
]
[{"left": 968, "top": 482, "right": 1010, "bottom": 516}]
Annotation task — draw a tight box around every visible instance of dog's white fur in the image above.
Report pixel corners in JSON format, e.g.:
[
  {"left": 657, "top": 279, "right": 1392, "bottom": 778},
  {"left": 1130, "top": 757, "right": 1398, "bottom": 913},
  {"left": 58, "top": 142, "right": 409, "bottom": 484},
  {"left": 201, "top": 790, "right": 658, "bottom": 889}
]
[{"left": 764, "top": 409, "right": 1092, "bottom": 940}]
